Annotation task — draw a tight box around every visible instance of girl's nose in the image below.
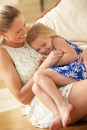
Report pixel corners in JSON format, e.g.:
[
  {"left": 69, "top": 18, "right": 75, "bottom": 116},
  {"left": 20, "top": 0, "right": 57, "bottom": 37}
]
[{"left": 40, "top": 48, "right": 46, "bottom": 54}]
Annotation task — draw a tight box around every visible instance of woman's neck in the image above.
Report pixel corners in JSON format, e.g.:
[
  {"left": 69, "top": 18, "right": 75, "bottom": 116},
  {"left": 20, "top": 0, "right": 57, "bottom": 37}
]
[{"left": 2, "top": 39, "right": 25, "bottom": 48}]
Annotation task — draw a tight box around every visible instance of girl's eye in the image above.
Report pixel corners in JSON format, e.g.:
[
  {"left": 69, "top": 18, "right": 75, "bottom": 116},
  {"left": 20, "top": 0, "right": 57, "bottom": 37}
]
[
  {"left": 37, "top": 49, "right": 40, "bottom": 52},
  {"left": 42, "top": 43, "right": 46, "bottom": 47}
]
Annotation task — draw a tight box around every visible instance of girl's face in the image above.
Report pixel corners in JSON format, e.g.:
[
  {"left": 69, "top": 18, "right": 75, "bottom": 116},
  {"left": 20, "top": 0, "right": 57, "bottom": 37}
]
[
  {"left": 3, "top": 15, "right": 28, "bottom": 46},
  {"left": 31, "top": 37, "right": 53, "bottom": 55}
]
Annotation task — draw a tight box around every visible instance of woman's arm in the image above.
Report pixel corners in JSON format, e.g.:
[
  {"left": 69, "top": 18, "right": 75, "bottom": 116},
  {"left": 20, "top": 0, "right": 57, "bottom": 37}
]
[
  {"left": 53, "top": 37, "right": 78, "bottom": 66},
  {"left": 0, "top": 48, "right": 34, "bottom": 105}
]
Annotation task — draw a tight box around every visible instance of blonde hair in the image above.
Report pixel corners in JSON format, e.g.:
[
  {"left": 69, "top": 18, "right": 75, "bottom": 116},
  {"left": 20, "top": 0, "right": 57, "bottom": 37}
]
[
  {"left": 26, "top": 23, "right": 56, "bottom": 45},
  {"left": 0, "top": 5, "right": 21, "bottom": 32}
]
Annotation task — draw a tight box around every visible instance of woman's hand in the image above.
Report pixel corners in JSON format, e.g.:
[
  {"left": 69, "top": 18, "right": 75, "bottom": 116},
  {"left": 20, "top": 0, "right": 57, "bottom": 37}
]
[{"left": 78, "top": 49, "right": 87, "bottom": 71}]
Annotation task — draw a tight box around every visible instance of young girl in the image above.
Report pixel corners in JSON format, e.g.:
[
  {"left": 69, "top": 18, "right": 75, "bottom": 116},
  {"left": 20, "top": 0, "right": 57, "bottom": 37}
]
[
  {"left": 26, "top": 23, "right": 87, "bottom": 80},
  {"left": 26, "top": 23, "right": 87, "bottom": 128}
]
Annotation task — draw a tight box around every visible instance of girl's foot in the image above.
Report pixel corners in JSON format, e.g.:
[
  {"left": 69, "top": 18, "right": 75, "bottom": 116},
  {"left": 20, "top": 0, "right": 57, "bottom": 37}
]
[
  {"left": 49, "top": 117, "right": 62, "bottom": 130},
  {"left": 60, "top": 103, "right": 73, "bottom": 128}
]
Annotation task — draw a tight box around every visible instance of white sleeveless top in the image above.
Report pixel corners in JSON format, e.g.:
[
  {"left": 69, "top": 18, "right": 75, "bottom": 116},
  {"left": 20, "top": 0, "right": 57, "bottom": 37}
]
[
  {"left": 1, "top": 43, "right": 41, "bottom": 84},
  {"left": 1, "top": 43, "right": 55, "bottom": 128}
]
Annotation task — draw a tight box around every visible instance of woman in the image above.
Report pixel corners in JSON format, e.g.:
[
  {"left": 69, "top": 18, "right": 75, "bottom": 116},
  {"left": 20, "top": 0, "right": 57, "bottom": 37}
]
[{"left": 0, "top": 5, "right": 87, "bottom": 130}]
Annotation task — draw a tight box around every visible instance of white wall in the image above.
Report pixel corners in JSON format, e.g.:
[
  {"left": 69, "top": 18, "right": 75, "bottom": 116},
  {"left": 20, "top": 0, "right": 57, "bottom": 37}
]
[{"left": 0, "top": 0, "right": 18, "bottom": 6}]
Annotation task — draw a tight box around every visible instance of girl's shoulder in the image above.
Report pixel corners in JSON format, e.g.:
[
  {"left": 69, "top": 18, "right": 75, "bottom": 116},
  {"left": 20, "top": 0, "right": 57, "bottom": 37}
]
[{"left": 51, "top": 35, "right": 64, "bottom": 44}]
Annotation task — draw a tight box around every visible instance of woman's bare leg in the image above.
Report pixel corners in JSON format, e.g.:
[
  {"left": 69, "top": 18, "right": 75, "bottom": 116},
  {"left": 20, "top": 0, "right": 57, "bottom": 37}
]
[
  {"left": 69, "top": 80, "right": 87, "bottom": 123},
  {"left": 33, "top": 72, "right": 73, "bottom": 128},
  {"left": 51, "top": 80, "right": 87, "bottom": 130}
]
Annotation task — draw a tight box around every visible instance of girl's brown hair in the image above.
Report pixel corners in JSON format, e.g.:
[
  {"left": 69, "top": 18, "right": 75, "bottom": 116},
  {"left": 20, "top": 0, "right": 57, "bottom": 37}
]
[{"left": 26, "top": 23, "right": 56, "bottom": 45}]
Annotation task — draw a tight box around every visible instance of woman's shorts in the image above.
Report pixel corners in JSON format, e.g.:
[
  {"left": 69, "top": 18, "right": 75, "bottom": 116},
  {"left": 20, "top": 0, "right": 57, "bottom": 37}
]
[{"left": 59, "top": 82, "right": 74, "bottom": 101}]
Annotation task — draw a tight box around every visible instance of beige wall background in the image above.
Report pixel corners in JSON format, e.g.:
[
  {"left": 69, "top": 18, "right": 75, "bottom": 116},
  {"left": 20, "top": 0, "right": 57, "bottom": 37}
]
[{"left": 0, "top": 0, "right": 58, "bottom": 24}]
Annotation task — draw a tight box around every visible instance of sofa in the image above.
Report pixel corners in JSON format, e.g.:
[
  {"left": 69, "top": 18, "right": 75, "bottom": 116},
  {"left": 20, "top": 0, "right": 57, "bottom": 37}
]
[{"left": 36, "top": 0, "right": 87, "bottom": 49}]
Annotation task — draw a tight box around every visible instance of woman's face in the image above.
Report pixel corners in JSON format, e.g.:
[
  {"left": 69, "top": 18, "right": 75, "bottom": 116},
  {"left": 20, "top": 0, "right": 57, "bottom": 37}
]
[
  {"left": 31, "top": 37, "right": 53, "bottom": 55},
  {"left": 3, "top": 15, "right": 28, "bottom": 46}
]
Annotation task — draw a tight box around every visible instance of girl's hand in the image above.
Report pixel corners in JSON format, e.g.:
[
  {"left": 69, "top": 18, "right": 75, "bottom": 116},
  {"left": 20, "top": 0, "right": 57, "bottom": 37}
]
[
  {"left": 44, "top": 49, "right": 64, "bottom": 67},
  {"left": 39, "top": 56, "right": 47, "bottom": 65},
  {"left": 38, "top": 49, "right": 64, "bottom": 70},
  {"left": 78, "top": 49, "right": 87, "bottom": 71}
]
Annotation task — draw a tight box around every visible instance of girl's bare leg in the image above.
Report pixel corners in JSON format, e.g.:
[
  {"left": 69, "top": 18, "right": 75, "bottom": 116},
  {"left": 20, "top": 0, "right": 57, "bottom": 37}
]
[
  {"left": 37, "top": 69, "right": 77, "bottom": 86},
  {"left": 33, "top": 72, "right": 73, "bottom": 128},
  {"left": 32, "top": 83, "right": 62, "bottom": 129},
  {"left": 51, "top": 80, "right": 87, "bottom": 130},
  {"left": 32, "top": 83, "right": 58, "bottom": 115}
]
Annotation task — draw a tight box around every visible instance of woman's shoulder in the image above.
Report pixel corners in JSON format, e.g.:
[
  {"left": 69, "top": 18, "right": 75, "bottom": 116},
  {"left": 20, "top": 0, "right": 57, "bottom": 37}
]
[
  {"left": 0, "top": 47, "right": 9, "bottom": 56},
  {"left": 0, "top": 47, "right": 14, "bottom": 80},
  {"left": 0, "top": 47, "right": 7, "bottom": 57},
  {"left": 0, "top": 47, "right": 12, "bottom": 65},
  {"left": 0, "top": 48, "right": 8, "bottom": 71}
]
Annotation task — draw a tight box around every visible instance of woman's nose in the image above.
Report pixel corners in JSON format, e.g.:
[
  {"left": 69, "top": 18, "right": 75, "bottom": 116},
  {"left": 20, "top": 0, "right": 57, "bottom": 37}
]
[{"left": 22, "top": 26, "right": 27, "bottom": 35}]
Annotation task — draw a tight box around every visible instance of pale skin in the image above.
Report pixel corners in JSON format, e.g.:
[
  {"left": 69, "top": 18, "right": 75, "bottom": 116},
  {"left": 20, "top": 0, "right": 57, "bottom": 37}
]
[{"left": 0, "top": 12, "right": 87, "bottom": 130}]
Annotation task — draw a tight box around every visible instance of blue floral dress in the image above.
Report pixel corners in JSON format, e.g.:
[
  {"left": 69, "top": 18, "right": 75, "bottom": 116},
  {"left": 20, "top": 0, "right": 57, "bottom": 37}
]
[{"left": 50, "top": 39, "right": 87, "bottom": 80}]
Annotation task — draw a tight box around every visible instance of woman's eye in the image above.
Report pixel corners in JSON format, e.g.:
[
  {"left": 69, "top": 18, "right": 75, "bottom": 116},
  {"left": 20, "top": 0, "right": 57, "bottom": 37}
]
[
  {"left": 16, "top": 30, "right": 21, "bottom": 34},
  {"left": 17, "top": 31, "right": 20, "bottom": 34}
]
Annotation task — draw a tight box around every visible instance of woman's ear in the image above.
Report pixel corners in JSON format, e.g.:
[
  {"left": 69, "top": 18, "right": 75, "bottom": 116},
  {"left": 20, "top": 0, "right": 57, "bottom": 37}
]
[
  {"left": 0, "top": 31, "right": 5, "bottom": 36},
  {"left": 0, "top": 32, "right": 4, "bottom": 43}
]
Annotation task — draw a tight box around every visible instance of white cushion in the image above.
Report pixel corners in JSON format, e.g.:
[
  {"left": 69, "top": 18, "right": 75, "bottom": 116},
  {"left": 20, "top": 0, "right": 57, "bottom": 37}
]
[{"left": 36, "top": 0, "right": 87, "bottom": 45}]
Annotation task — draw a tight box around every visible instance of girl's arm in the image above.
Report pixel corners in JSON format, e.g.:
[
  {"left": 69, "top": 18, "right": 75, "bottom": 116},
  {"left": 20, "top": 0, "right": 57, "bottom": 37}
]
[
  {"left": 53, "top": 37, "right": 78, "bottom": 66},
  {"left": 38, "top": 49, "right": 64, "bottom": 70},
  {"left": 78, "top": 48, "right": 87, "bottom": 71},
  {"left": 0, "top": 48, "right": 34, "bottom": 105}
]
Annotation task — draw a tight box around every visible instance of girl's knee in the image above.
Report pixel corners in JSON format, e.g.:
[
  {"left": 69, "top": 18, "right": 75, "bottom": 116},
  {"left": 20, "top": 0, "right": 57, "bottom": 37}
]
[
  {"left": 33, "top": 71, "right": 40, "bottom": 81},
  {"left": 32, "top": 83, "right": 39, "bottom": 94},
  {"left": 33, "top": 70, "right": 44, "bottom": 82}
]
